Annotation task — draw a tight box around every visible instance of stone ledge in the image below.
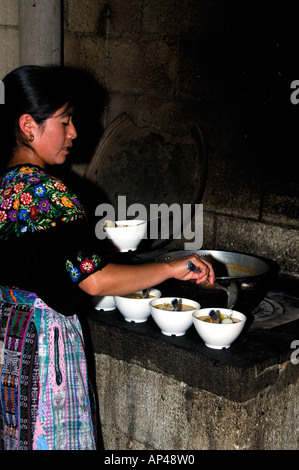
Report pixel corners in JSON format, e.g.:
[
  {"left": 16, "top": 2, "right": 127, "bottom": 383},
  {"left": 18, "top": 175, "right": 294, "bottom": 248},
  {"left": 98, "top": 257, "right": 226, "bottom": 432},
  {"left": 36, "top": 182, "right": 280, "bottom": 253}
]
[{"left": 87, "top": 306, "right": 299, "bottom": 403}]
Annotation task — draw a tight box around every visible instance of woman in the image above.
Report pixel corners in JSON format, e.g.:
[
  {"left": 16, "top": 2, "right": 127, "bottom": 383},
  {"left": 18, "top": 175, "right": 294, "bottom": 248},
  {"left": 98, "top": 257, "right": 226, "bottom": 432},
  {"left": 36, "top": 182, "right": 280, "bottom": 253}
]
[{"left": 0, "top": 66, "right": 214, "bottom": 450}]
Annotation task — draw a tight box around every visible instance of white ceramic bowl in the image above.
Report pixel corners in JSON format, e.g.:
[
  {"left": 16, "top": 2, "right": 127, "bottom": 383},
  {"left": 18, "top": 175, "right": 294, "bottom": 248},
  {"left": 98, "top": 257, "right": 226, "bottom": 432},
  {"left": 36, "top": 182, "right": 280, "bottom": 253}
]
[
  {"left": 104, "top": 219, "right": 147, "bottom": 252},
  {"left": 149, "top": 297, "right": 200, "bottom": 336},
  {"left": 92, "top": 295, "right": 116, "bottom": 311},
  {"left": 114, "top": 288, "right": 162, "bottom": 323},
  {"left": 192, "top": 308, "right": 246, "bottom": 349}
]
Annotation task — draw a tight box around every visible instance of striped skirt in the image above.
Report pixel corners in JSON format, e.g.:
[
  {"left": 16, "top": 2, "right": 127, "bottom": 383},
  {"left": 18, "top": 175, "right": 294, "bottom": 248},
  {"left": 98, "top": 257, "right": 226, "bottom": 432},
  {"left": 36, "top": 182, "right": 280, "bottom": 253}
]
[{"left": 0, "top": 286, "right": 96, "bottom": 450}]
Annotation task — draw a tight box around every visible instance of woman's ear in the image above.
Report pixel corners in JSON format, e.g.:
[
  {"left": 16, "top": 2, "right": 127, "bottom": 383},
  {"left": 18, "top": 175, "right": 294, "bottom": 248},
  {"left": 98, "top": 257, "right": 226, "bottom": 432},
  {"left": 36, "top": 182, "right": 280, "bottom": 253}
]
[{"left": 18, "top": 114, "right": 36, "bottom": 140}]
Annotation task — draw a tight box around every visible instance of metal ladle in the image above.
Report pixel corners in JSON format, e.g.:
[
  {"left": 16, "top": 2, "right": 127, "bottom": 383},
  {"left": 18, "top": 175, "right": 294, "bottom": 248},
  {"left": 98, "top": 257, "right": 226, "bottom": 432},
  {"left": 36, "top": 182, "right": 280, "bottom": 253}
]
[
  {"left": 142, "top": 289, "right": 149, "bottom": 298},
  {"left": 186, "top": 260, "right": 238, "bottom": 309}
]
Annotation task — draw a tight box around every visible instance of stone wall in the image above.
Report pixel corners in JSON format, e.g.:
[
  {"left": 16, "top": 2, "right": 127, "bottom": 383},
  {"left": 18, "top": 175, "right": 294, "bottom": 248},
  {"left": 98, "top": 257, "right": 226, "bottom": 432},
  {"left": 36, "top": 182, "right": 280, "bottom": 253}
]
[
  {"left": 0, "top": 0, "right": 19, "bottom": 78},
  {"left": 63, "top": 0, "right": 299, "bottom": 277},
  {"left": 95, "top": 353, "right": 298, "bottom": 450},
  {"left": 87, "top": 310, "right": 299, "bottom": 450},
  {"left": 0, "top": 2, "right": 298, "bottom": 275}
]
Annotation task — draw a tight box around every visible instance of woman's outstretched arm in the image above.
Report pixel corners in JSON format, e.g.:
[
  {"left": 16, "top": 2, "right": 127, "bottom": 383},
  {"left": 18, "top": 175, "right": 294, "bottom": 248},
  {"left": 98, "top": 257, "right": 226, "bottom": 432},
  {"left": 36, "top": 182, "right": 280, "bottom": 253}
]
[{"left": 79, "top": 254, "right": 215, "bottom": 297}]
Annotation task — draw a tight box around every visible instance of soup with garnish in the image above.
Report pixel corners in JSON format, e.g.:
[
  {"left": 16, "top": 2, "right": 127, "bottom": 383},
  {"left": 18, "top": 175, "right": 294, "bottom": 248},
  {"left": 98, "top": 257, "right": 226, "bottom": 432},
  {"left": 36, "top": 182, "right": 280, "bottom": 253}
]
[
  {"left": 196, "top": 315, "right": 242, "bottom": 324},
  {"left": 124, "top": 293, "right": 155, "bottom": 299},
  {"left": 154, "top": 303, "right": 195, "bottom": 311}
]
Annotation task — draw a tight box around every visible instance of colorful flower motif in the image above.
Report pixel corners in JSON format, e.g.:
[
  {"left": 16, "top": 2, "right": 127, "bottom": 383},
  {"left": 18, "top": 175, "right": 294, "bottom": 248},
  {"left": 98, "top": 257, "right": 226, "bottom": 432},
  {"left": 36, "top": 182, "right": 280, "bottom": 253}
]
[
  {"left": 2, "top": 187, "right": 13, "bottom": 198},
  {"left": 73, "top": 198, "right": 80, "bottom": 207},
  {"left": 69, "top": 266, "right": 81, "bottom": 282},
  {"left": 38, "top": 199, "right": 51, "bottom": 212},
  {"left": 54, "top": 181, "right": 67, "bottom": 191},
  {"left": 80, "top": 259, "right": 95, "bottom": 273},
  {"left": 61, "top": 196, "right": 74, "bottom": 208},
  {"left": 20, "top": 192, "right": 33, "bottom": 205},
  {"left": 4, "top": 170, "right": 15, "bottom": 181},
  {"left": 13, "top": 182, "right": 25, "bottom": 193},
  {"left": 34, "top": 184, "right": 46, "bottom": 197},
  {"left": 13, "top": 198, "right": 20, "bottom": 210},
  {"left": 28, "top": 176, "right": 40, "bottom": 184},
  {"left": 30, "top": 206, "right": 39, "bottom": 220},
  {"left": 0, "top": 165, "right": 86, "bottom": 239},
  {"left": 20, "top": 166, "right": 34, "bottom": 174},
  {"left": 0, "top": 210, "right": 7, "bottom": 223},
  {"left": 8, "top": 209, "right": 18, "bottom": 222},
  {"left": 19, "top": 208, "right": 29, "bottom": 220},
  {"left": 0, "top": 199, "right": 12, "bottom": 210},
  {"left": 66, "top": 253, "right": 101, "bottom": 283}
]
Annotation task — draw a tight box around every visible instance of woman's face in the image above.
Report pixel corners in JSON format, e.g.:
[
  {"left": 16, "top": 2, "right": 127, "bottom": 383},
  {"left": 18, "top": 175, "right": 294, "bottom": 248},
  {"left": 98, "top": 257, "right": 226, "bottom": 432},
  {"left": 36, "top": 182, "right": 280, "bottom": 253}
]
[{"left": 30, "top": 104, "right": 77, "bottom": 167}]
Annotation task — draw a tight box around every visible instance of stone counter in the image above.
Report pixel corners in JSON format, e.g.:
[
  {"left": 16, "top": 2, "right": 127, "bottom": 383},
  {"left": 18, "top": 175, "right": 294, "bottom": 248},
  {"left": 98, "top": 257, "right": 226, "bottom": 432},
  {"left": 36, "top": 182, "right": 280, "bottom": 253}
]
[{"left": 86, "top": 307, "right": 299, "bottom": 450}]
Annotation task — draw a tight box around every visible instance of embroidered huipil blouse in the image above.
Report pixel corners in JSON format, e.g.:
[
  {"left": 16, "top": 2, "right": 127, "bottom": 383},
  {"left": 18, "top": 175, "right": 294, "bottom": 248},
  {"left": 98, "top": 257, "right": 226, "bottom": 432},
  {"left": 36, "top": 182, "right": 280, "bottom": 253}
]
[{"left": 0, "top": 164, "right": 107, "bottom": 316}]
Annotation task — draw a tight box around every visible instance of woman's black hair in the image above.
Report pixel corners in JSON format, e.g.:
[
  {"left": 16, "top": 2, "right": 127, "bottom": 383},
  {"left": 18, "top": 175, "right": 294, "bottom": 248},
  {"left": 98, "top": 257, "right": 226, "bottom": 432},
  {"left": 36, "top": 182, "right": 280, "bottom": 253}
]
[{"left": 0, "top": 65, "right": 73, "bottom": 171}]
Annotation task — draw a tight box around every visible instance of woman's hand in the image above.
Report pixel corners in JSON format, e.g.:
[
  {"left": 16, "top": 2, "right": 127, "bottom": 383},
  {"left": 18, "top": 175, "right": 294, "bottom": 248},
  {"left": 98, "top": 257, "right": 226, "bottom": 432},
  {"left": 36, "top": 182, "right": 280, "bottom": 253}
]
[
  {"left": 80, "top": 253, "right": 215, "bottom": 297},
  {"left": 169, "top": 253, "right": 215, "bottom": 285}
]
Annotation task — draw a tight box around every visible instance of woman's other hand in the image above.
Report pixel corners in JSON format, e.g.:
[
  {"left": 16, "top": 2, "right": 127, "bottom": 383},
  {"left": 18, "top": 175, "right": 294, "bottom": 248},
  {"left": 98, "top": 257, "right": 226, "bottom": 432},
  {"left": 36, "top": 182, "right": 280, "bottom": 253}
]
[{"left": 169, "top": 253, "right": 215, "bottom": 285}]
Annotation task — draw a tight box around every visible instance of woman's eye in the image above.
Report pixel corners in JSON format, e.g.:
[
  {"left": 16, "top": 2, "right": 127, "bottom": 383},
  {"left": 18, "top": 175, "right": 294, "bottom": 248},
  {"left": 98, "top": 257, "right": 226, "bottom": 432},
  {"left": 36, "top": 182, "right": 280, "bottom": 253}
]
[{"left": 62, "top": 122, "right": 69, "bottom": 126}]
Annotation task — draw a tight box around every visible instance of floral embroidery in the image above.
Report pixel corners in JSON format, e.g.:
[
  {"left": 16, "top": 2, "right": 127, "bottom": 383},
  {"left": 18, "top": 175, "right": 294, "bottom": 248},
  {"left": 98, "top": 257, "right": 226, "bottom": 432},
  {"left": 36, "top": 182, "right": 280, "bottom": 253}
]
[
  {"left": 54, "top": 181, "right": 66, "bottom": 191},
  {"left": 20, "top": 166, "right": 34, "bottom": 174},
  {"left": 2, "top": 187, "right": 13, "bottom": 198},
  {"left": 39, "top": 198, "right": 50, "bottom": 212},
  {"left": 34, "top": 184, "right": 46, "bottom": 197},
  {"left": 0, "top": 165, "right": 86, "bottom": 240},
  {"left": 0, "top": 199, "right": 12, "bottom": 210},
  {"left": 20, "top": 192, "right": 33, "bottom": 205},
  {"left": 30, "top": 206, "right": 39, "bottom": 220},
  {"left": 14, "top": 182, "right": 24, "bottom": 193},
  {"left": 80, "top": 259, "right": 95, "bottom": 273},
  {"left": 8, "top": 209, "right": 17, "bottom": 222},
  {"left": 68, "top": 266, "right": 81, "bottom": 282},
  {"left": 66, "top": 251, "right": 102, "bottom": 282},
  {"left": 0, "top": 210, "right": 7, "bottom": 222},
  {"left": 19, "top": 208, "right": 29, "bottom": 220},
  {"left": 13, "top": 198, "right": 19, "bottom": 210}
]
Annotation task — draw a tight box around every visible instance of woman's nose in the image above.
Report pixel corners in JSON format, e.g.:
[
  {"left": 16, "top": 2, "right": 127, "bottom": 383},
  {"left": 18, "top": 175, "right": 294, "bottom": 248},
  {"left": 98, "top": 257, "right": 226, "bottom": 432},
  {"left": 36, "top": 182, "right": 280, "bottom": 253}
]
[{"left": 68, "top": 121, "right": 77, "bottom": 140}]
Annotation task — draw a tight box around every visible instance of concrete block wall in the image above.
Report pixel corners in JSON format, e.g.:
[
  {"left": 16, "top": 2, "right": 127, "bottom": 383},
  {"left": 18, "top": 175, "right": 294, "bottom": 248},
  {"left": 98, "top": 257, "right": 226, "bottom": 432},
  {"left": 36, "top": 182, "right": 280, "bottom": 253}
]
[
  {"left": 87, "top": 311, "right": 299, "bottom": 451},
  {"left": 1, "top": 1, "right": 298, "bottom": 276},
  {"left": 95, "top": 353, "right": 298, "bottom": 450},
  {"left": 0, "top": 0, "right": 19, "bottom": 78},
  {"left": 63, "top": 0, "right": 299, "bottom": 277}
]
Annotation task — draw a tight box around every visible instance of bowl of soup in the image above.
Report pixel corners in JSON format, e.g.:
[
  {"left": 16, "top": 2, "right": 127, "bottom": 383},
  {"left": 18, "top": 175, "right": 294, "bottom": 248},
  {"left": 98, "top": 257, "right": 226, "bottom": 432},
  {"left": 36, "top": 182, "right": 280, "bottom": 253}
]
[
  {"left": 92, "top": 295, "right": 116, "bottom": 311},
  {"left": 192, "top": 307, "right": 246, "bottom": 349},
  {"left": 103, "top": 219, "right": 147, "bottom": 252},
  {"left": 149, "top": 297, "right": 200, "bottom": 336},
  {"left": 114, "top": 288, "right": 162, "bottom": 323}
]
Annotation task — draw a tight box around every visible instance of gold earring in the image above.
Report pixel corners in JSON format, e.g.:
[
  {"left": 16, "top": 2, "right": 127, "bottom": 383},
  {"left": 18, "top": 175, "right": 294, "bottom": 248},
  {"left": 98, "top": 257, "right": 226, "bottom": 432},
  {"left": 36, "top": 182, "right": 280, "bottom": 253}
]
[{"left": 27, "top": 133, "right": 34, "bottom": 142}]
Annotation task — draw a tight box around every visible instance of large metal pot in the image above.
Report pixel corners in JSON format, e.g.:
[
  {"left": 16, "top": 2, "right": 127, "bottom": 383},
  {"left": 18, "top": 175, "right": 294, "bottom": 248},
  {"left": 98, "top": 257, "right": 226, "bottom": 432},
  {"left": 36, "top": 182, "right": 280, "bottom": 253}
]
[
  {"left": 153, "top": 250, "right": 272, "bottom": 315},
  {"left": 157, "top": 250, "right": 270, "bottom": 280}
]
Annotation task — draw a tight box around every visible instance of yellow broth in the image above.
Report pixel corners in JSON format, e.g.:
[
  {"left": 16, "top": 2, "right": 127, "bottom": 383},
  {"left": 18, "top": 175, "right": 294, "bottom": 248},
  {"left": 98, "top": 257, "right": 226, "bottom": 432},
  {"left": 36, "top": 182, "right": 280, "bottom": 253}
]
[
  {"left": 124, "top": 293, "right": 156, "bottom": 299},
  {"left": 196, "top": 315, "right": 242, "bottom": 323},
  {"left": 154, "top": 303, "right": 195, "bottom": 311}
]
